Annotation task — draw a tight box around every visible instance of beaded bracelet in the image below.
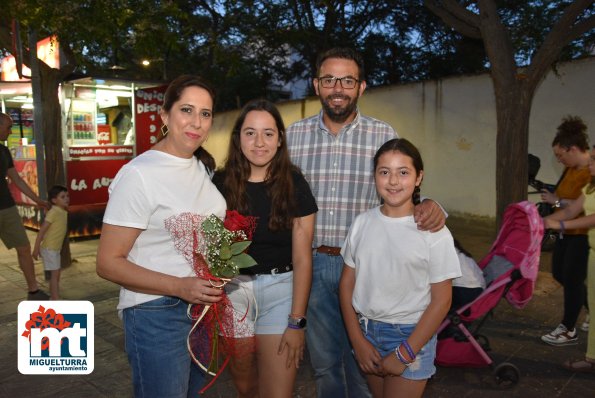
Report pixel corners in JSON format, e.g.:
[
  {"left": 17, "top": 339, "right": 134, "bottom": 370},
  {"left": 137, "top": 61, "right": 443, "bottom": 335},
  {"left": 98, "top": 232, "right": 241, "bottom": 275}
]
[
  {"left": 394, "top": 345, "right": 413, "bottom": 367},
  {"left": 402, "top": 341, "right": 416, "bottom": 362}
]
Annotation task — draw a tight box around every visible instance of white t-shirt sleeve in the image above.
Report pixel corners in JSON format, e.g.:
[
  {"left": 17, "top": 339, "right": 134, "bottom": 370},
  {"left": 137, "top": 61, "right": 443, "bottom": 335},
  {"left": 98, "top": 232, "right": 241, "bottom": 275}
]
[
  {"left": 428, "top": 229, "right": 462, "bottom": 283},
  {"left": 103, "top": 165, "right": 153, "bottom": 230}
]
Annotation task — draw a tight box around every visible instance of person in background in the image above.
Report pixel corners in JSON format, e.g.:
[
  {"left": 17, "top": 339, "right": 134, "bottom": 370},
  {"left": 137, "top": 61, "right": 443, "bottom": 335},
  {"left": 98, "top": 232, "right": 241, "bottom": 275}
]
[
  {"left": 96, "top": 75, "right": 226, "bottom": 397},
  {"left": 213, "top": 99, "right": 317, "bottom": 398},
  {"left": 339, "top": 138, "right": 460, "bottom": 398},
  {"left": 544, "top": 144, "right": 595, "bottom": 373},
  {"left": 451, "top": 238, "right": 486, "bottom": 310},
  {"left": 540, "top": 116, "right": 591, "bottom": 346},
  {"left": 32, "top": 185, "right": 69, "bottom": 300},
  {"left": 285, "top": 47, "right": 446, "bottom": 398},
  {"left": 0, "top": 112, "right": 49, "bottom": 300}
]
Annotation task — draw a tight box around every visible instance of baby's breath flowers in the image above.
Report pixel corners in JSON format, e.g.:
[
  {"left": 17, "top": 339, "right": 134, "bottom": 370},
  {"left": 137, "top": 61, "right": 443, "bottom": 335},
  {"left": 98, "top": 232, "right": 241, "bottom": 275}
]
[{"left": 200, "top": 213, "right": 256, "bottom": 279}]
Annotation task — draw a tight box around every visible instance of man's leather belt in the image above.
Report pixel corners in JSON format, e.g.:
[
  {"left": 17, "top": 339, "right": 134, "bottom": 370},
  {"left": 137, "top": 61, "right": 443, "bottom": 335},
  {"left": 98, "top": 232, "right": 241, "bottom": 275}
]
[{"left": 316, "top": 245, "right": 342, "bottom": 256}]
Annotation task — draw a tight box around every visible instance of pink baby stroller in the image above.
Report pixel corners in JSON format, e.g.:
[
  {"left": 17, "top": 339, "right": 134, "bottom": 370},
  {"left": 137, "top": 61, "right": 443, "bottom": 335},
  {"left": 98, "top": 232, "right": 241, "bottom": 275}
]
[{"left": 436, "top": 201, "right": 544, "bottom": 387}]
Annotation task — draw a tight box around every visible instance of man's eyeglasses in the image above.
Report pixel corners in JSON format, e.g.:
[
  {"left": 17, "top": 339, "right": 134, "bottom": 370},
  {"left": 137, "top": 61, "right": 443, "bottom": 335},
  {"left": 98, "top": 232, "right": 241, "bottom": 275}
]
[{"left": 317, "top": 76, "right": 360, "bottom": 89}]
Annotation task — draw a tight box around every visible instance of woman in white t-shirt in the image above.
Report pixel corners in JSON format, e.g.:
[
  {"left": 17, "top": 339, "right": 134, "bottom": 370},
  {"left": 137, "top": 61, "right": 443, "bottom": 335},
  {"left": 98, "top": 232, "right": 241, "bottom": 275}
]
[
  {"left": 96, "top": 75, "right": 226, "bottom": 398},
  {"left": 339, "top": 138, "right": 461, "bottom": 398}
]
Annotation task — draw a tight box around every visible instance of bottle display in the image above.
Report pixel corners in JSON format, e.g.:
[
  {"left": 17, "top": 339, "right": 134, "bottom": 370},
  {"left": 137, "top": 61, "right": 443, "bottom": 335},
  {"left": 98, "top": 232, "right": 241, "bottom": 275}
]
[{"left": 69, "top": 111, "right": 96, "bottom": 143}]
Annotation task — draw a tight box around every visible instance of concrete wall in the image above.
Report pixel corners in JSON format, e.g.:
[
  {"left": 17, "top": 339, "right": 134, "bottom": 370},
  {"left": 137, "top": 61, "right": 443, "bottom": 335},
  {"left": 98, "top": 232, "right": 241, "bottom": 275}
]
[{"left": 204, "top": 57, "right": 595, "bottom": 219}]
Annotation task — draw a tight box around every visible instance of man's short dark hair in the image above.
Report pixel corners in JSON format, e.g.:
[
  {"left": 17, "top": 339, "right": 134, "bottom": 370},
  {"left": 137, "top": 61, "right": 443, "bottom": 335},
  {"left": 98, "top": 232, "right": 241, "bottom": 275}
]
[{"left": 316, "top": 48, "right": 365, "bottom": 81}]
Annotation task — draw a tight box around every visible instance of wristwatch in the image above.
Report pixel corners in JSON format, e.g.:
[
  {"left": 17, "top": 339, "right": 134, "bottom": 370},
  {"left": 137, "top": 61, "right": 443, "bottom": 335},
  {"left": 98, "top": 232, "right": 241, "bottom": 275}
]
[{"left": 288, "top": 316, "right": 307, "bottom": 329}]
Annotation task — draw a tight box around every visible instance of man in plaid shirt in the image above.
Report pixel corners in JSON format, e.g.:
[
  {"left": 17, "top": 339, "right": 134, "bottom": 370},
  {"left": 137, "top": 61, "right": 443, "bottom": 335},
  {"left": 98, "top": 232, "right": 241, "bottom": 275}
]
[{"left": 286, "top": 48, "right": 445, "bottom": 398}]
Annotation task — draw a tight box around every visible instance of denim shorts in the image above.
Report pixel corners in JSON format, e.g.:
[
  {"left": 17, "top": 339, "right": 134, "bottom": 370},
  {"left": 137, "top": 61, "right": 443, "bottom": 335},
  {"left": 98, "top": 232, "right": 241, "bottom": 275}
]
[
  {"left": 225, "top": 272, "right": 293, "bottom": 336},
  {"left": 359, "top": 317, "right": 437, "bottom": 380}
]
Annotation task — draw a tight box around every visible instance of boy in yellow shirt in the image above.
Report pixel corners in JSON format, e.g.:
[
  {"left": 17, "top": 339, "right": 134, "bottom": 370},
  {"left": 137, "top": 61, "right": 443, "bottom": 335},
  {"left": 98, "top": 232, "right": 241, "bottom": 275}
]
[{"left": 32, "top": 185, "right": 69, "bottom": 300}]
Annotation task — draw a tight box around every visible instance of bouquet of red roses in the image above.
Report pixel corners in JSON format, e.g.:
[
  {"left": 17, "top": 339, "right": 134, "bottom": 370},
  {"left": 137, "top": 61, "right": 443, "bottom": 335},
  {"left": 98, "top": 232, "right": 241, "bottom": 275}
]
[{"left": 165, "top": 210, "right": 257, "bottom": 392}]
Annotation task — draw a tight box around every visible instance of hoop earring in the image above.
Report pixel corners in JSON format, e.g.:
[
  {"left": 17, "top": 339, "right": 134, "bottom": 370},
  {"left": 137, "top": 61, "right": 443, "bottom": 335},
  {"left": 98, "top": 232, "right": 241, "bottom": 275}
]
[{"left": 160, "top": 124, "right": 169, "bottom": 136}]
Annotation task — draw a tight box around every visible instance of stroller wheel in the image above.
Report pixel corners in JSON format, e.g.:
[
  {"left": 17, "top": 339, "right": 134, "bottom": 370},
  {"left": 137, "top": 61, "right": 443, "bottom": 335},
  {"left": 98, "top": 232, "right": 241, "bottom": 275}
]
[{"left": 494, "top": 362, "right": 520, "bottom": 388}]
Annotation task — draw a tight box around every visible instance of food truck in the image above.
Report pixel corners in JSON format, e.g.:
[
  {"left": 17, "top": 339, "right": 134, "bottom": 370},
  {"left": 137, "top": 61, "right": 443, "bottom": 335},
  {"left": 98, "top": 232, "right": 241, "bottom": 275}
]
[{"left": 1, "top": 40, "right": 166, "bottom": 236}]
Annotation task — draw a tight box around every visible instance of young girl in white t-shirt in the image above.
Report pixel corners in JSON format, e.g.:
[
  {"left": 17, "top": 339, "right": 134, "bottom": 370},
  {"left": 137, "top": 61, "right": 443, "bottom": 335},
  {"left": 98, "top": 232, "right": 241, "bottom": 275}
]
[{"left": 339, "top": 138, "right": 461, "bottom": 398}]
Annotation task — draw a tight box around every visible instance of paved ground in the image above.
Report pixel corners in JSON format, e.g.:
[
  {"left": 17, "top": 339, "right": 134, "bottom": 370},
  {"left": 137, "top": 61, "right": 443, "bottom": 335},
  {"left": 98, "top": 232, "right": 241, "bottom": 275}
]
[{"left": 1, "top": 216, "right": 594, "bottom": 398}]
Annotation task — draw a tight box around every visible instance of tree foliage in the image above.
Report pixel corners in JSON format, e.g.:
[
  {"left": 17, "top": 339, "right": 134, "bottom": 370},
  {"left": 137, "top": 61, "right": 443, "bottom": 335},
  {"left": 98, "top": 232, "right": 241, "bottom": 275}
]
[
  {"left": 246, "top": 1, "right": 488, "bottom": 90},
  {"left": 3, "top": 1, "right": 594, "bottom": 108}
]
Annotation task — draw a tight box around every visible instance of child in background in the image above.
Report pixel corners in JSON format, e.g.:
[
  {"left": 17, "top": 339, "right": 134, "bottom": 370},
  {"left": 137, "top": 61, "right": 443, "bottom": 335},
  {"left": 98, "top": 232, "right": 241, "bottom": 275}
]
[
  {"left": 32, "top": 185, "right": 69, "bottom": 300},
  {"left": 452, "top": 238, "right": 486, "bottom": 310},
  {"left": 339, "top": 138, "right": 461, "bottom": 398}
]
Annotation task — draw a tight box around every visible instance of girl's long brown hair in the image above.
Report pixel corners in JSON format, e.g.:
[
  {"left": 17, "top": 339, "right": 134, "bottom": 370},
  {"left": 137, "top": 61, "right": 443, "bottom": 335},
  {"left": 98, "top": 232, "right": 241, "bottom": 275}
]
[{"left": 219, "top": 99, "right": 297, "bottom": 230}]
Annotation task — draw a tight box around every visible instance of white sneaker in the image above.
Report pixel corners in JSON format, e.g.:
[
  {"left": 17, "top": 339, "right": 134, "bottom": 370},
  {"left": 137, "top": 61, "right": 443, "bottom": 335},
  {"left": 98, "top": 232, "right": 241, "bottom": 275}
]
[
  {"left": 580, "top": 314, "right": 589, "bottom": 332},
  {"left": 541, "top": 324, "right": 578, "bottom": 346}
]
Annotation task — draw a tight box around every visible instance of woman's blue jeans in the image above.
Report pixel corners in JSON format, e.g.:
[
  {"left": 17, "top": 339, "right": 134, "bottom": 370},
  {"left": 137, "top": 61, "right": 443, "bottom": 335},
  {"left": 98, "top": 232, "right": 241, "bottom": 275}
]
[
  {"left": 306, "top": 252, "right": 371, "bottom": 398},
  {"left": 123, "top": 296, "right": 205, "bottom": 398}
]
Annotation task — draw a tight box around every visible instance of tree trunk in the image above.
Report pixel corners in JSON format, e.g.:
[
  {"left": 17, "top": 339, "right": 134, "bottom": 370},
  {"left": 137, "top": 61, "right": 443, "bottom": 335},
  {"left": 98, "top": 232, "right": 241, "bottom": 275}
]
[
  {"left": 38, "top": 67, "right": 64, "bottom": 189},
  {"left": 494, "top": 81, "right": 534, "bottom": 226},
  {"left": 38, "top": 66, "right": 71, "bottom": 266}
]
